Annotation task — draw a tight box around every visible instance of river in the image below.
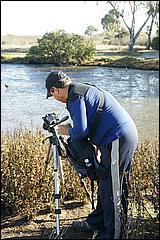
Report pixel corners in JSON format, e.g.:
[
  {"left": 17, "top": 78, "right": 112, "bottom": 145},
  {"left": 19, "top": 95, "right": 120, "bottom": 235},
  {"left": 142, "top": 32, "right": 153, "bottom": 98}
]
[{"left": 1, "top": 64, "right": 159, "bottom": 143}]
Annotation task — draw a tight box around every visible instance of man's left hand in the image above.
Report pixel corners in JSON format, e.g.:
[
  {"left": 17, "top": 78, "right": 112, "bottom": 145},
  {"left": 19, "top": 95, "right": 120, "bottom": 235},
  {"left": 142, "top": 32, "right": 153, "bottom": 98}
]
[{"left": 57, "top": 123, "right": 71, "bottom": 135}]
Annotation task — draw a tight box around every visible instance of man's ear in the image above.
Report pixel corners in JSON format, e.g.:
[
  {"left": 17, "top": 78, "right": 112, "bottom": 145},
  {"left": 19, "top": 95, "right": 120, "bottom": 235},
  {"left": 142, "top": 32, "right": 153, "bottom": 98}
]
[
  {"left": 50, "top": 87, "right": 55, "bottom": 93},
  {"left": 55, "top": 88, "right": 60, "bottom": 94}
]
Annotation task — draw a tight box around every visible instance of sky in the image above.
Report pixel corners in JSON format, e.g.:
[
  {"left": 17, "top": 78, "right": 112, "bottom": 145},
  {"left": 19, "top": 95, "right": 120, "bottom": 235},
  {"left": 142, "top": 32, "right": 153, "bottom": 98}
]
[
  {"left": 1, "top": 1, "right": 108, "bottom": 36},
  {"left": 1, "top": 1, "right": 156, "bottom": 36}
]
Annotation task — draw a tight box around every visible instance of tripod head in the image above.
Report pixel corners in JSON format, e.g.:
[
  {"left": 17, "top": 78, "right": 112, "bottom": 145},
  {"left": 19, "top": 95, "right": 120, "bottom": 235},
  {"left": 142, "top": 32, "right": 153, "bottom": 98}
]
[
  {"left": 42, "top": 112, "right": 69, "bottom": 158},
  {"left": 42, "top": 112, "right": 69, "bottom": 133}
]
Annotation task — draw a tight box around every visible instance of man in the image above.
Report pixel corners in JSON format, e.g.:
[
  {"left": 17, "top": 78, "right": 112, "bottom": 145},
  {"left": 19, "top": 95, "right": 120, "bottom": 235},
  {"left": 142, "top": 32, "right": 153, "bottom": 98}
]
[{"left": 45, "top": 70, "right": 138, "bottom": 239}]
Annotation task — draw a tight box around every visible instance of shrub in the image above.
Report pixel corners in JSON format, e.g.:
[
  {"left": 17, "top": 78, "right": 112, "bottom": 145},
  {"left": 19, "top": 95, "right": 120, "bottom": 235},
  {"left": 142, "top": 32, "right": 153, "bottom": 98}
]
[
  {"left": 127, "top": 137, "right": 159, "bottom": 238},
  {"left": 1, "top": 129, "right": 49, "bottom": 218},
  {"left": 26, "top": 30, "right": 96, "bottom": 65},
  {"left": 1, "top": 128, "right": 90, "bottom": 218},
  {"left": 151, "top": 37, "right": 159, "bottom": 50}
]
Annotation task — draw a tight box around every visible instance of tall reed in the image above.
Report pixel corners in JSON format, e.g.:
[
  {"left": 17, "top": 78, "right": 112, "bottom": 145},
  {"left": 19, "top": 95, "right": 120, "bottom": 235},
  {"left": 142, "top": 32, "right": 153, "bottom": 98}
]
[
  {"left": 1, "top": 129, "right": 159, "bottom": 238},
  {"left": 1, "top": 128, "right": 88, "bottom": 218}
]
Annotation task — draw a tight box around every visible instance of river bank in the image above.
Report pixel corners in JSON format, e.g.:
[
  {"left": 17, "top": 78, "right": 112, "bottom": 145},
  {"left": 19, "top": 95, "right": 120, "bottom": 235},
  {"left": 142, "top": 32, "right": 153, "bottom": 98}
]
[
  {"left": 1, "top": 49, "right": 159, "bottom": 70},
  {"left": 82, "top": 55, "right": 159, "bottom": 70}
]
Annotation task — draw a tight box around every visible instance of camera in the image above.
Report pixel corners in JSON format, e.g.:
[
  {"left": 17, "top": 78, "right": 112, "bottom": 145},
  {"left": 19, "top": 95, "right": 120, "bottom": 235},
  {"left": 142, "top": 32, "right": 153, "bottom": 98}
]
[
  {"left": 42, "top": 112, "right": 59, "bottom": 131},
  {"left": 42, "top": 112, "right": 69, "bottom": 133}
]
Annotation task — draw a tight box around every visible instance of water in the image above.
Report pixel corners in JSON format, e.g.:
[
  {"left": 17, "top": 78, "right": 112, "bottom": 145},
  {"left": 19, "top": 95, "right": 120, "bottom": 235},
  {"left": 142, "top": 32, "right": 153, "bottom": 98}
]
[{"left": 1, "top": 64, "right": 159, "bottom": 142}]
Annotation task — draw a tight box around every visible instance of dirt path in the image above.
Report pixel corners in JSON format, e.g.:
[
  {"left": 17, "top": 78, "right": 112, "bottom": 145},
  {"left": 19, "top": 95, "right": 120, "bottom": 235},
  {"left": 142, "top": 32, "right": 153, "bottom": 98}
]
[
  {"left": 1, "top": 201, "right": 93, "bottom": 239},
  {"left": 1, "top": 201, "right": 159, "bottom": 239}
]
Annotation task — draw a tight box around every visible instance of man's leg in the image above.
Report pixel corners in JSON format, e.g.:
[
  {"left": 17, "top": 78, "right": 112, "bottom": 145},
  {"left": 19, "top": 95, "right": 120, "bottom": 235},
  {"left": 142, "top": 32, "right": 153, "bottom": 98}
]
[
  {"left": 86, "top": 189, "right": 104, "bottom": 232},
  {"left": 87, "top": 142, "right": 116, "bottom": 239},
  {"left": 73, "top": 127, "right": 138, "bottom": 239},
  {"left": 97, "top": 132, "right": 138, "bottom": 239},
  {"left": 120, "top": 126, "right": 138, "bottom": 211}
]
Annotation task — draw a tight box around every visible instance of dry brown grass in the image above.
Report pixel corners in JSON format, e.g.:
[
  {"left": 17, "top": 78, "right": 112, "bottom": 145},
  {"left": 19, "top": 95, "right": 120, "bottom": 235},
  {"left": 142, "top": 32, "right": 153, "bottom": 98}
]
[
  {"left": 127, "top": 138, "right": 159, "bottom": 238},
  {"left": 1, "top": 128, "right": 90, "bottom": 219},
  {"left": 1, "top": 129, "right": 159, "bottom": 238}
]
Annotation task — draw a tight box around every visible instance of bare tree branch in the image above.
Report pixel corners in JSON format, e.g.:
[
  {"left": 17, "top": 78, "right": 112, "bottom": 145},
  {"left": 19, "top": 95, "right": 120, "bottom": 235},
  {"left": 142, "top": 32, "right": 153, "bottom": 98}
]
[
  {"left": 134, "top": 13, "right": 152, "bottom": 40},
  {"left": 107, "top": 1, "right": 152, "bottom": 50}
]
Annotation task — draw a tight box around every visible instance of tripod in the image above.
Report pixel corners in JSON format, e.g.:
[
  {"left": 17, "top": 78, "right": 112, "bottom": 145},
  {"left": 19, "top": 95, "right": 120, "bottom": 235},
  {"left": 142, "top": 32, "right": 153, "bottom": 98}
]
[
  {"left": 42, "top": 113, "right": 95, "bottom": 238},
  {"left": 42, "top": 115, "right": 69, "bottom": 238}
]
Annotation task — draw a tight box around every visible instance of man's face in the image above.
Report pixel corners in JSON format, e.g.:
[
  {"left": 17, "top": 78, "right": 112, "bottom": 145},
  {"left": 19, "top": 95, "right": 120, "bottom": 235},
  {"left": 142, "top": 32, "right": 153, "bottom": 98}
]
[{"left": 50, "top": 87, "right": 67, "bottom": 103}]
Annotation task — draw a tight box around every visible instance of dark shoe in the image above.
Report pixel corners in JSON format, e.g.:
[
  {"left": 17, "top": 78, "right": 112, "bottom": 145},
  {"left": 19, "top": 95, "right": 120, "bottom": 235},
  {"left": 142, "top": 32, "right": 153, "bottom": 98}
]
[{"left": 72, "top": 220, "right": 94, "bottom": 232}]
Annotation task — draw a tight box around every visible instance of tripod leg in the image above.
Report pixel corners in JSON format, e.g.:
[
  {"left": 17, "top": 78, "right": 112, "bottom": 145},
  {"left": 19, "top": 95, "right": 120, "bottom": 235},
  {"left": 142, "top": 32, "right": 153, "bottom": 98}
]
[
  {"left": 37, "top": 143, "right": 53, "bottom": 200},
  {"left": 53, "top": 145, "right": 61, "bottom": 237},
  {"left": 46, "top": 142, "right": 53, "bottom": 164},
  {"left": 58, "top": 157, "right": 65, "bottom": 185}
]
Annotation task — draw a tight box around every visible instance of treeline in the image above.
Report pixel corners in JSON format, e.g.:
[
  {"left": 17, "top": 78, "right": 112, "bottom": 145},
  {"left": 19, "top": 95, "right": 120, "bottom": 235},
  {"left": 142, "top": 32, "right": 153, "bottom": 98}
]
[
  {"left": 1, "top": 35, "right": 41, "bottom": 51},
  {"left": 89, "top": 31, "right": 149, "bottom": 46},
  {"left": 0, "top": 32, "right": 153, "bottom": 50}
]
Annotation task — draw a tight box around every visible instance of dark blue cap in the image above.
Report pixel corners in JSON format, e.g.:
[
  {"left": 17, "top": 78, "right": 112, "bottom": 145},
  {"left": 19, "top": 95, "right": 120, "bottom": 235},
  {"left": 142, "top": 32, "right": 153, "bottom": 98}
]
[{"left": 45, "top": 71, "right": 68, "bottom": 98}]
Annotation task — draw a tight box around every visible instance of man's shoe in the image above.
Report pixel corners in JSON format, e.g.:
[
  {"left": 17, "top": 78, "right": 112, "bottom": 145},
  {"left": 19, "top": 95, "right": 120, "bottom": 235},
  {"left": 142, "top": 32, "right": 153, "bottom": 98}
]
[
  {"left": 72, "top": 220, "right": 94, "bottom": 232},
  {"left": 92, "top": 230, "right": 102, "bottom": 239}
]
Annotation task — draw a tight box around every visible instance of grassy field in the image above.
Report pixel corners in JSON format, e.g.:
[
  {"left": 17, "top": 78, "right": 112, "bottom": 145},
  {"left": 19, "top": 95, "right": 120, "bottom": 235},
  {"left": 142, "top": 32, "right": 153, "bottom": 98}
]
[
  {"left": 1, "top": 52, "right": 27, "bottom": 59},
  {"left": 84, "top": 48, "right": 159, "bottom": 70}
]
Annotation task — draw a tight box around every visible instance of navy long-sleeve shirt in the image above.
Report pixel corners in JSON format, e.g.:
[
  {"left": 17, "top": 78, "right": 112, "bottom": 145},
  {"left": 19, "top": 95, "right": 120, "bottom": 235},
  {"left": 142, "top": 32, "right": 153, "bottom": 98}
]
[{"left": 67, "top": 83, "right": 136, "bottom": 147}]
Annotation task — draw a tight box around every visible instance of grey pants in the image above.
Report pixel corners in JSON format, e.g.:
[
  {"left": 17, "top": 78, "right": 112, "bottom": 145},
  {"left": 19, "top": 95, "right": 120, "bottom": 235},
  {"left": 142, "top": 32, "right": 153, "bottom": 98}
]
[{"left": 87, "top": 126, "right": 138, "bottom": 239}]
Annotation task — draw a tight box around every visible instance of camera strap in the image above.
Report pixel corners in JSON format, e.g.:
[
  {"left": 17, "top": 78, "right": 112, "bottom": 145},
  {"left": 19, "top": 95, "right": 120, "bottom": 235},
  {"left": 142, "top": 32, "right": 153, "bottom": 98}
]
[
  {"left": 67, "top": 83, "right": 105, "bottom": 140},
  {"left": 88, "top": 90, "right": 105, "bottom": 140}
]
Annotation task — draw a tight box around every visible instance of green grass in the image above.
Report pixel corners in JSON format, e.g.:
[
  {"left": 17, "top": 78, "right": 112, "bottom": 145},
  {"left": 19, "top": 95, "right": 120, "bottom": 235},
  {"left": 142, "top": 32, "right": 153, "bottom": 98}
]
[{"left": 1, "top": 52, "right": 27, "bottom": 59}]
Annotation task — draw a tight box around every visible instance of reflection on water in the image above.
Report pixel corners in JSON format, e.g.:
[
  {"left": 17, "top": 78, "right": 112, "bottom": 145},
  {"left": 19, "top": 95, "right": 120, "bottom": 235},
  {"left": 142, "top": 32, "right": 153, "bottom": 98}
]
[
  {"left": 119, "top": 97, "right": 159, "bottom": 142},
  {"left": 1, "top": 64, "right": 159, "bottom": 142}
]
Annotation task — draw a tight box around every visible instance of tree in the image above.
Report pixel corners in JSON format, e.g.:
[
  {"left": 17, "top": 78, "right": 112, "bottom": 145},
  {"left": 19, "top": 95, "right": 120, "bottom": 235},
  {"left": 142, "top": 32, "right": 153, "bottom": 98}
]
[
  {"left": 101, "top": 9, "right": 120, "bottom": 31},
  {"left": 26, "top": 30, "right": 96, "bottom": 65},
  {"left": 106, "top": 1, "right": 153, "bottom": 51},
  {"left": 85, "top": 25, "right": 98, "bottom": 36},
  {"left": 101, "top": 9, "right": 128, "bottom": 44},
  {"left": 145, "top": 1, "right": 159, "bottom": 50},
  {"left": 151, "top": 36, "right": 159, "bottom": 50}
]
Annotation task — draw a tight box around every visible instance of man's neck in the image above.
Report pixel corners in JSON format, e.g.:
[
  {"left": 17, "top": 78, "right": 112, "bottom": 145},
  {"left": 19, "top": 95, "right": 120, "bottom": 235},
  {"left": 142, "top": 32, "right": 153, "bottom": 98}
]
[{"left": 61, "top": 85, "right": 70, "bottom": 103}]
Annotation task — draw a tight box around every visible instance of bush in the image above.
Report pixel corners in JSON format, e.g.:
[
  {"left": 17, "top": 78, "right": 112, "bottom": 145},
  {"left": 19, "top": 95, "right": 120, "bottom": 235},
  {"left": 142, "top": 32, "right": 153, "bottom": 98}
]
[
  {"left": 128, "top": 138, "right": 159, "bottom": 238},
  {"left": 151, "top": 37, "right": 159, "bottom": 50},
  {"left": 1, "top": 128, "right": 90, "bottom": 218},
  {"left": 26, "top": 30, "right": 96, "bottom": 65}
]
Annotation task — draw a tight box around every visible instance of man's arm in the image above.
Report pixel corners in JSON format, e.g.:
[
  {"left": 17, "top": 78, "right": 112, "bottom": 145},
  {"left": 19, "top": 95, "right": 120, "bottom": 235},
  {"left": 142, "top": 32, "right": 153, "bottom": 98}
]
[{"left": 58, "top": 97, "right": 89, "bottom": 138}]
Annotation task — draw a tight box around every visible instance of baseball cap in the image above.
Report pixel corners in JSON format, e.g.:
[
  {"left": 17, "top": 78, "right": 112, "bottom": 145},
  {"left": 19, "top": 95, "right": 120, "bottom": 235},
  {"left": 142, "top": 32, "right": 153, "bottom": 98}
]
[{"left": 45, "top": 71, "right": 69, "bottom": 98}]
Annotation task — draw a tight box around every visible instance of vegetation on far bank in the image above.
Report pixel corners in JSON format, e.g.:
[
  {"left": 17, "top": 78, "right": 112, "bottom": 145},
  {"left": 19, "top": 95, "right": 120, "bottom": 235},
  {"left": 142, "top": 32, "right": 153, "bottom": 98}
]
[
  {"left": 1, "top": 30, "right": 159, "bottom": 70},
  {"left": 1, "top": 49, "right": 159, "bottom": 70},
  {"left": 83, "top": 54, "right": 159, "bottom": 70}
]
